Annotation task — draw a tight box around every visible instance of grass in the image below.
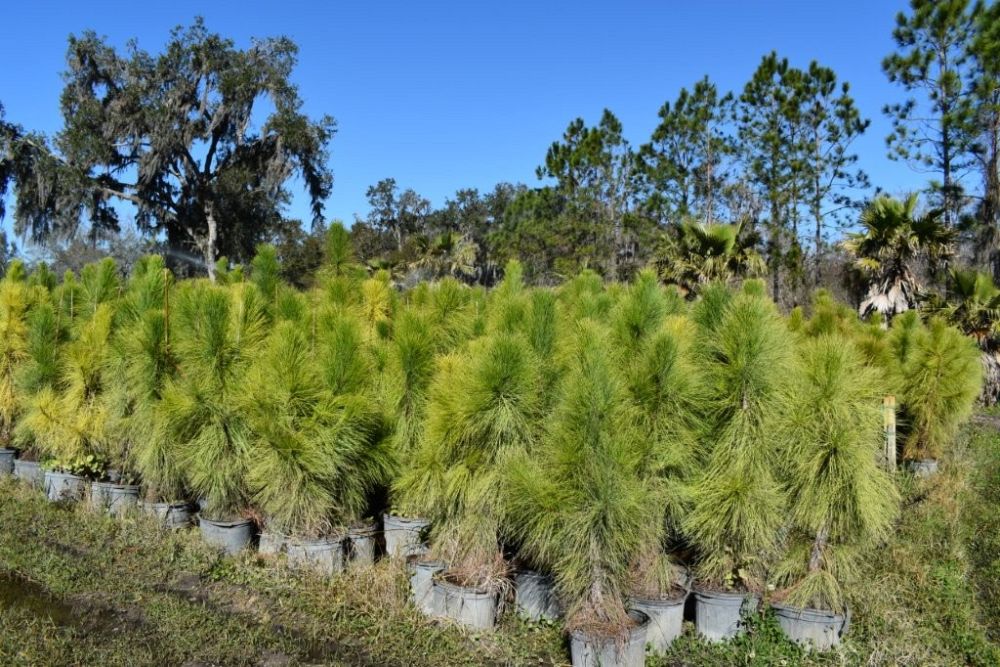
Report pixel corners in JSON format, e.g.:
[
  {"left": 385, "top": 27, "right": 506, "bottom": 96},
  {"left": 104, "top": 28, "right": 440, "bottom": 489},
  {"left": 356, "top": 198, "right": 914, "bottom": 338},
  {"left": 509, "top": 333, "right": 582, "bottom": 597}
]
[{"left": 1, "top": 418, "right": 1000, "bottom": 665}]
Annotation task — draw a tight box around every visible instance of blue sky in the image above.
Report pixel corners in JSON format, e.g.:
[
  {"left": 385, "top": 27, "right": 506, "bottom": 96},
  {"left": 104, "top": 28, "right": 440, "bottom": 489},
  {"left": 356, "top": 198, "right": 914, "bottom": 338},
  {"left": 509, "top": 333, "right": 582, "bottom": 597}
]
[{"left": 1, "top": 0, "right": 923, "bottom": 238}]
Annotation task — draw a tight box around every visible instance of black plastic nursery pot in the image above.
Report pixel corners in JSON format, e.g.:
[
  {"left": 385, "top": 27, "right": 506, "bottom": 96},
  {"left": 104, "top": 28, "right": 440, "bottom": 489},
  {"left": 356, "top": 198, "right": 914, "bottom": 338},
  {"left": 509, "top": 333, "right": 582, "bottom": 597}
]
[
  {"left": 569, "top": 609, "right": 650, "bottom": 667},
  {"left": 198, "top": 516, "right": 255, "bottom": 556},
  {"left": 382, "top": 513, "right": 429, "bottom": 559},
  {"left": 13, "top": 458, "right": 44, "bottom": 488},
  {"left": 630, "top": 588, "right": 688, "bottom": 654},
  {"left": 693, "top": 586, "right": 761, "bottom": 642},
  {"left": 409, "top": 559, "right": 446, "bottom": 616},
  {"left": 285, "top": 535, "right": 345, "bottom": 575},
  {"left": 771, "top": 602, "right": 850, "bottom": 650},
  {"left": 431, "top": 575, "right": 498, "bottom": 630},
  {"left": 138, "top": 500, "right": 194, "bottom": 529},
  {"left": 44, "top": 470, "right": 87, "bottom": 502},
  {"left": 514, "top": 570, "right": 562, "bottom": 621},
  {"left": 0, "top": 448, "right": 15, "bottom": 475}
]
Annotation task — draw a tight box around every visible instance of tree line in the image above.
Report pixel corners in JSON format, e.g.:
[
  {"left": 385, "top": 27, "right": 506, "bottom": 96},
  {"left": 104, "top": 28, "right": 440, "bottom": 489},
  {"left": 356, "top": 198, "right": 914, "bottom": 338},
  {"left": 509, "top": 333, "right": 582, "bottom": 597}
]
[{"left": 1, "top": 1, "right": 1000, "bottom": 308}]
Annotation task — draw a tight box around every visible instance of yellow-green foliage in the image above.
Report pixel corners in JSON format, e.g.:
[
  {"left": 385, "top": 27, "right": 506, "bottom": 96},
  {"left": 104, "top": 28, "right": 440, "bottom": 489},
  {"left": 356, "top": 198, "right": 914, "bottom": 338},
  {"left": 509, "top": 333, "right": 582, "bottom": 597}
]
[
  {"left": 158, "top": 282, "right": 268, "bottom": 517},
  {"left": 243, "top": 320, "right": 391, "bottom": 536},
  {"left": 777, "top": 336, "right": 899, "bottom": 612},
  {"left": 2, "top": 250, "right": 988, "bottom": 629},
  {"left": 899, "top": 317, "right": 982, "bottom": 460},
  {"left": 0, "top": 263, "right": 30, "bottom": 445},
  {"left": 505, "top": 323, "right": 661, "bottom": 635},
  {"left": 683, "top": 288, "right": 797, "bottom": 590},
  {"left": 19, "top": 304, "right": 115, "bottom": 468},
  {"left": 396, "top": 331, "right": 542, "bottom": 576}
]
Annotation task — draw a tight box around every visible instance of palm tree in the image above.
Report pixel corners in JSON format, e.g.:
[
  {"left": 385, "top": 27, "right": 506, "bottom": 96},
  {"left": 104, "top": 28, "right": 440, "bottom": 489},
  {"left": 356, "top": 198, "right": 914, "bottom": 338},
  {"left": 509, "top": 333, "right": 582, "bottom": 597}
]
[
  {"left": 412, "top": 231, "right": 480, "bottom": 282},
  {"left": 843, "top": 194, "right": 954, "bottom": 321},
  {"left": 657, "top": 219, "right": 765, "bottom": 297}
]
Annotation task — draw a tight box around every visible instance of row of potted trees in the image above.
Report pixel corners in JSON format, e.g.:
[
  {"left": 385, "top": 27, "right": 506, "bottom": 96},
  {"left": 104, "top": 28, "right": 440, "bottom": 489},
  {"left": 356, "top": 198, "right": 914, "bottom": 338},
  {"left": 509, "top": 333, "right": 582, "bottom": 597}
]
[
  {"left": 389, "top": 278, "right": 980, "bottom": 664},
  {"left": 0, "top": 240, "right": 983, "bottom": 665}
]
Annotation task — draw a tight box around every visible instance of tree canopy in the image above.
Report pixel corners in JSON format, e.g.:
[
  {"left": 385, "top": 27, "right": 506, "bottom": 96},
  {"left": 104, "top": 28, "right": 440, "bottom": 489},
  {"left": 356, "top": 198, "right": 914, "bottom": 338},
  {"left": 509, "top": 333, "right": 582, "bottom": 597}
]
[{"left": 2, "top": 19, "right": 334, "bottom": 280}]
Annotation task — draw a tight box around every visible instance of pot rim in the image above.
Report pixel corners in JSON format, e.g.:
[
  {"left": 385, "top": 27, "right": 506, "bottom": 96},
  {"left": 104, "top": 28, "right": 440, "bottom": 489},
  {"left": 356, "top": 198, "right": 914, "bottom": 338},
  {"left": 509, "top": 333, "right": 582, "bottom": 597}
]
[
  {"left": 197, "top": 515, "right": 254, "bottom": 529},
  {"left": 95, "top": 482, "right": 141, "bottom": 491},
  {"left": 433, "top": 577, "right": 495, "bottom": 598},
  {"left": 286, "top": 534, "right": 344, "bottom": 547},
  {"left": 140, "top": 500, "right": 193, "bottom": 509},
  {"left": 569, "top": 609, "right": 650, "bottom": 641},
  {"left": 383, "top": 513, "right": 430, "bottom": 527},
  {"left": 770, "top": 601, "right": 847, "bottom": 621},
  {"left": 44, "top": 470, "right": 86, "bottom": 481},
  {"left": 631, "top": 589, "right": 688, "bottom": 607},
  {"left": 692, "top": 584, "right": 760, "bottom": 600},
  {"left": 347, "top": 522, "right": 377, "bottom": 535},
  {"left": 414, "top": 559, "right": 446, "bottom": 570}
]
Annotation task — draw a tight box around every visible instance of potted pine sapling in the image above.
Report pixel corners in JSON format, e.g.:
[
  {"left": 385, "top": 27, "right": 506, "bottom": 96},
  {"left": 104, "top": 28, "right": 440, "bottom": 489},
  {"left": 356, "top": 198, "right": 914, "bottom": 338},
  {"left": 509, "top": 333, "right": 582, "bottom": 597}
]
[
  {"left": 557, "top": 269, "right": 614, "bottom": 324},
  {"left": 105, "top": 257, "right": 190, "bottom": 525},
  {"left": 60, "top": 260, "right": 148, "bottom": 514},
  {"left": 509, "top": 291, "right": 564, "bottom": 622},
  {"left": 19, "top": 304, "right": 117, "bottom": 502},
  {"left": 506, "top": 324, "right": 659, "bottom": 667},
  {"left": 313, "top": 305, "right": 385, "bottom": 567},
  {"left": 314, "top": 222, "right": 367, "bottom": 296},
  {"left": 244, "top": 319, "right": 391, "bottom": 575},
  {"left": 423, "top": 277, "right": 479, "bottom": 351},
  {"left": 771, "top": 335, "right": 900, "bottom": 650},
  {"left": 683, "top": 285, "right": 795, "bottom": 642},
  {"left": 11, "top": 299, "right": 64, "bottom": 487},
  {"left": 160, "top": 281, "right": 268, "bottom": 554},
  {"left": 381, "top": 308, "right": 440, "bottom": 558},
  {"left": 620, "top": 315, "right": 704, "bottom": 653},
  {"left": 396, "top": 331, "right": 542, "bottom": 629},
  {"left": 390, "top": 351, "right": 461, "bottom": 614},
  {"left": 493, "top": 287, "right": 564, "bottom": 622},
  {"left": 0, "top": 262, "right": 30, "bottom": 476},
  {"left": 485, "top": 260, "right": 528, "bottom": 335},
  {"left": 897, "top": 317, "right": 981, "bottom": 477}
]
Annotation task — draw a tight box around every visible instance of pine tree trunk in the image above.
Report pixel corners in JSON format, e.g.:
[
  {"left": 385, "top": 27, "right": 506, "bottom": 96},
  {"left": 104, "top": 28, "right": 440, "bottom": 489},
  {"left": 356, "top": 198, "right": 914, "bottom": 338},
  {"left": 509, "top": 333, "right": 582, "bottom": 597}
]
[
  {"left": 808, "top": 525, "right": 828, "bottom": 572},
  {"left": 204, "top": 209, "right": 219, "bottom": 283}
]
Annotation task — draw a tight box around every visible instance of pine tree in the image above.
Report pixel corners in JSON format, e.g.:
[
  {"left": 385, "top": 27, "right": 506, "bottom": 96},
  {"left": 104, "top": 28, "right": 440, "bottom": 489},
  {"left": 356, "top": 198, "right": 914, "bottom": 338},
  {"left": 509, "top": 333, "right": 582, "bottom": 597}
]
[
  {"left": 506, "top": 323, "right": 660, "bottom": 637},
  {"left": 883, "top": 0, "right": 982, "bottom": 226},
  {"left": 683, "top": 286, "right": 795, "bottom": 590},
  {"left": 776, "top": 336, "right": 898, "bottom": 612}
]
